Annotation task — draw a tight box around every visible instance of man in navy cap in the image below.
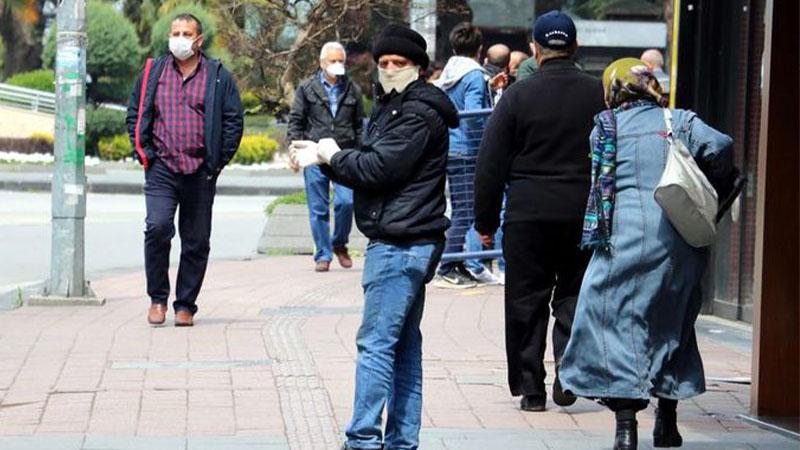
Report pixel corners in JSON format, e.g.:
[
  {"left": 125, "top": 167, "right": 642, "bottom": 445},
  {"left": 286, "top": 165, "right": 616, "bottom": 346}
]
[{"left": 474, "top": 10, "right": 605, "bottom": 412}]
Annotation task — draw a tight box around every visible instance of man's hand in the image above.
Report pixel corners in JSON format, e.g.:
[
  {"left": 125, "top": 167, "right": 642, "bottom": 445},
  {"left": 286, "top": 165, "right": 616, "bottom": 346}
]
[
  {"left": 489, "top": 72, "right": 509, "bottom": 91},
  {"left": 479, "top": 232, "right": 494, "bottom": 247},
  {"left": 289, "top": 140, "right": 320, "bottom": 168},
  {"left": 317, "top": 138, "right": 342, "bottom": 164}
]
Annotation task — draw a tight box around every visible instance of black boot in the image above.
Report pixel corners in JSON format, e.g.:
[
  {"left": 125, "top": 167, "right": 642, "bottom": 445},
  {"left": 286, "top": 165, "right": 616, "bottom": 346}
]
[
  {"left": 614, "top": 410, "right": 638, "bottom": 450},
  {"left": 653, "top": 398, "right": 683, "bottom": 447}
]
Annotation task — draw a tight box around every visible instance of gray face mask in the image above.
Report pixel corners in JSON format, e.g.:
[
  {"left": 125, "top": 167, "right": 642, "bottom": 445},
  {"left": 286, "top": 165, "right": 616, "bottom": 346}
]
[{"left": 378, "top": 65, "right": 420, "bottom": 94}]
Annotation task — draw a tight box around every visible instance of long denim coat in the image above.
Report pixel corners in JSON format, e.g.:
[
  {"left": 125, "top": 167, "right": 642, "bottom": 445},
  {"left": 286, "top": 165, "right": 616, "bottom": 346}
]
[{"left": 559, "top": 105, "right": 735, "bottom": 400}]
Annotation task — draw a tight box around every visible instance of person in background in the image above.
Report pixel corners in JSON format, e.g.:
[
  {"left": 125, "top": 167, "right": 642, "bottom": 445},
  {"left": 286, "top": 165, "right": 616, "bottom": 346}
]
[
  {"left": 433, "top": 22, "right": 499, "bottom": 288},
  {"left": 559, "top": 58, "right": 738, "bottom": 450},
  {"left": 474, "top": 11, "right": 605, "bottom": 412},
  {"left": 288, "top": 42, "right": 364, "bottom": 272},
  {"left": 641, "top": 48, "right": 671, "bottom": 95},
  {"left": 515, "top": 32, "right": 540, "bottom": 81},
  {"left": 290, "top": 24, "right": 458, "bottom": 450},
  {"left": 508, "top": 50, "right": 530, "bottom": 83},
  {"left": 426, "top": 61, "right": 445, "bottom": 83},
  {"left": 126, "top": 13, "right": 244, "bottom": 327},
  {"left": 484, "top": 43, "right": 511, "bottom": 103}
]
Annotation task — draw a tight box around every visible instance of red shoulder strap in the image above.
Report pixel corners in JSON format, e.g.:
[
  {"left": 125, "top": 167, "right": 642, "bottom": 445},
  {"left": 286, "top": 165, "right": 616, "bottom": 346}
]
[{"left": 134, "top": 58, "right": 154, "bottom": 169}]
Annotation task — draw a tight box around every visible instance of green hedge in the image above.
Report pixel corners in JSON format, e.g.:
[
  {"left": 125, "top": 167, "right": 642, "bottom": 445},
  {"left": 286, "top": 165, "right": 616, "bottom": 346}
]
[
  {"left": 6, "top": 70, "right": 55, "bottom": 93},
  {"left": 86, "top": 106, "right": 127, "bottom": 156},
  {"left": 231, "top": 134, "right": 278, "bottom": 165},
  {"left": 98, "top": 134, "right": 132, "bottom": 161}
]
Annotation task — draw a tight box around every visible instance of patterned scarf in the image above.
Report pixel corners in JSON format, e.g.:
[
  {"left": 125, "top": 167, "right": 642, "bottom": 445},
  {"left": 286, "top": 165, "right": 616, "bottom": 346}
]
[{"left": 581, "top": 58, "right": 669, "bottom": 251}]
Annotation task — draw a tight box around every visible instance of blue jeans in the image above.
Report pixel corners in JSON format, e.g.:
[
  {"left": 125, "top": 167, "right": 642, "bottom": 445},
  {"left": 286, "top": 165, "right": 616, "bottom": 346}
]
[
  {"left": 303, "top": 164, "right": 353, "bottom": 262},
  {"left": 346, "top": 241, "right": 442, "bottom": 450},
  {"left": 464, "top": 196, "right": 506, "bottom": 274}
]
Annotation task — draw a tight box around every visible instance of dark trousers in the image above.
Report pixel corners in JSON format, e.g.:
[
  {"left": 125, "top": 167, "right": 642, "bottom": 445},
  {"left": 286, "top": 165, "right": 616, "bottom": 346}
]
[
  {"left": 502, "top": 220, "right": 591, "bottom": 397},
  {"left": 144, "top": 159, "right": 216, "bottom": 314}
]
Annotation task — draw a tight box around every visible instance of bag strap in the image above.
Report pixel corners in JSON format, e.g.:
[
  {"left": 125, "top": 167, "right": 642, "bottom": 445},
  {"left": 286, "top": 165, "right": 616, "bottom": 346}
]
[
  {"left": 134, "top": 58, "right": 154, "bottom": 170},
  {"left": 662, "top": 108, "right": 675, "bottom": 143}
]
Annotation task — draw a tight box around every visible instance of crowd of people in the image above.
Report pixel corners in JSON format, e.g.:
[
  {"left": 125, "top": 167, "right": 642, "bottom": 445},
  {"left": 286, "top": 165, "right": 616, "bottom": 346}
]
[{"left": 127, "top": 9, "right": 739, "bottom": 450}]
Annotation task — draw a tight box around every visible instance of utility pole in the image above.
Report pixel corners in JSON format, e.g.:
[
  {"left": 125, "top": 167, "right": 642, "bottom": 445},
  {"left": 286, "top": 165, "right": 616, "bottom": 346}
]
[{"left": 30, "top": 0, "right": 104, "bottom": 306}]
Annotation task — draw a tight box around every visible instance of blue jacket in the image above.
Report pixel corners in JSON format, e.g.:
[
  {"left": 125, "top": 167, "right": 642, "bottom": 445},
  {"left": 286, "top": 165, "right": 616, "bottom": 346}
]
[
  {"left": 436, "top": 59, "right": 491, "bottom": 155},
  {"left": 126, "top": 54, "right": 244, "bottom": 174}
]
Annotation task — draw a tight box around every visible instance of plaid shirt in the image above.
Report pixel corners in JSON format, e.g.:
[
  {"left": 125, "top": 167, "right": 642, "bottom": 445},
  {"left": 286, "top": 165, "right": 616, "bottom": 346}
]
[
  {"left": 152, "top": 55, "right": 208, "bottom": 174},
  {"left": 320, "top": 71, "right": 343, "bottom": 117}
]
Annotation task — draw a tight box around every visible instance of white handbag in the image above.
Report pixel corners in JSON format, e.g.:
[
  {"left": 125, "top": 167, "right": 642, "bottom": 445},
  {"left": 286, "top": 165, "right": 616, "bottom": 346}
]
[{"left": 654, "top": 109, "right": 719, "bottom": 247}]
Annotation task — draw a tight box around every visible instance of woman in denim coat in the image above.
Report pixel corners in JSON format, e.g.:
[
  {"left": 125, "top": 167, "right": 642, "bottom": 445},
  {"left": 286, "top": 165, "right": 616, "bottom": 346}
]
[{"left": 558, "top": 58, "right": 738, "bottom": 450}]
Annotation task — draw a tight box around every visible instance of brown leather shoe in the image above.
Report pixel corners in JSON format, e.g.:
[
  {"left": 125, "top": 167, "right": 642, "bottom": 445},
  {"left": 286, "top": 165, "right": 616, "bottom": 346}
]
[
  {"left": 333, "top": 247, "right": 353, "bottom": 269},
  {"left": 148, "top": 303, "right": 167, "bottom": 326},
  {"left": 315, "top": 260, "right": 330, "bottom": 272},
  {"left": 175, "top": 310, "right": 194, "bottom": 327}
]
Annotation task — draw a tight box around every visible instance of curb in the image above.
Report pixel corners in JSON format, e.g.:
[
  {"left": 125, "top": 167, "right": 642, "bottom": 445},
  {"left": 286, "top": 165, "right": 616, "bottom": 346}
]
[{"left": 0, "top": 180, "right": 303, "bottom": 197}]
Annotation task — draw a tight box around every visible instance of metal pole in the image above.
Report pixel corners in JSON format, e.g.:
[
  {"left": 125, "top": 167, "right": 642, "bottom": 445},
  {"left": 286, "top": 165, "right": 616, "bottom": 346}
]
[{"left": 30, "top": 0, "right": 104, "bottom": 306}]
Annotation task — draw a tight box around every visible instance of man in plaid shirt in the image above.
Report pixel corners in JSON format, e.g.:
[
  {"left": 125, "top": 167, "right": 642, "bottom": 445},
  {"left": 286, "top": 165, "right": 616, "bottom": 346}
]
[{"left": 126, "top": 13, "right": 244, "bottom": 327}]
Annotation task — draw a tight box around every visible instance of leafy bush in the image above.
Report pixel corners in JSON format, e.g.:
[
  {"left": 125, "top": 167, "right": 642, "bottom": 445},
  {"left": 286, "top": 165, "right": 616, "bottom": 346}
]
[
  {"left": 0, "top": 137, "right": 53, "bottom": 154},
  {"left": 6, "top": 70, "right": 55, "bottom": 93},
  {"left": 29, "top": 132, "right": 54, "bottom": 145},
  {"left": 43, "top": 1, "right": 142, "bottom": 103},
  {"left": 149, "top": 4, "right": 216, "bottom": 57},
  {"left": 98, "top": 134, "right": 132, "bottom": 161},
  {"left": 231, "top": 134, "right": 278, "bottom": 165},
  {"left": 241, "top": 91, "right": 262, "bottom": 114},
  {"left": 86, "top": 106, "right": 127, "bottom": 156}
]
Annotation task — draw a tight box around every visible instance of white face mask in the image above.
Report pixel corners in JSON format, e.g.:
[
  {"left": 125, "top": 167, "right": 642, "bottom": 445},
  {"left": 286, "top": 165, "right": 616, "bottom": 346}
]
[
  {"left": 325, "top": 62, "right": 346, "bottom": 78},
  {"left": 169, "top": 36, "right": 197, "bottom": 61},
  {"left": 378, "top": 65, "right": 420, "bottom": 94}
]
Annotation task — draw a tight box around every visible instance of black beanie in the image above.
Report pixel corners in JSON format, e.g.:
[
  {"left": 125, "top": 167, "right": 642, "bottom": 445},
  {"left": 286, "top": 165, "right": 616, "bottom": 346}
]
[{"left": 373, "top": 24, "right": 430, "bottom": 70}]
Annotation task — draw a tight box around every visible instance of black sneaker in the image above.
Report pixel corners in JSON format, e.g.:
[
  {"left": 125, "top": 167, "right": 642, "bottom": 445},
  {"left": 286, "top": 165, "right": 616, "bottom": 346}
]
[{"left": 434, "top": 266, "right": 478, "bottom": 289}]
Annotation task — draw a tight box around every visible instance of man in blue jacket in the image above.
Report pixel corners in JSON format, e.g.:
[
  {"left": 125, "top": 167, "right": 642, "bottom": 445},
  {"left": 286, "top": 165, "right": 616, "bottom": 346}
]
[
  {"left": 126, "top": 13, "right": 244, "bottom": 327},
  {"left": 433, "top": 22, "right": 499, "bottom": 288}
]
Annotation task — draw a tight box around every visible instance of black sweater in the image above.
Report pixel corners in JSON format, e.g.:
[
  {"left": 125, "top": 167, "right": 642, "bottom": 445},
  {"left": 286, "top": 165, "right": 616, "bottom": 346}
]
[{"left": 474, "top": 58, "right": 605, "bottom": 234}]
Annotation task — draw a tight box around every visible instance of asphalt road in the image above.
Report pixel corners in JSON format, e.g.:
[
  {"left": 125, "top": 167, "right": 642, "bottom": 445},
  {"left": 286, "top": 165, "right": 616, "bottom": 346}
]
[{"left": 0, "top": 191, "right": 273, "bottom": 288}]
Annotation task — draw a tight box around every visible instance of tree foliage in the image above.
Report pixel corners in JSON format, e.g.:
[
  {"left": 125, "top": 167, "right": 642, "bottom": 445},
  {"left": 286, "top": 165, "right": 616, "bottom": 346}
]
[
  {"left": 215, "top": 0, "right": 410, "bottom": 115},
  {"left": 43, "top": 1, "right": 143, "bottom": 103}
]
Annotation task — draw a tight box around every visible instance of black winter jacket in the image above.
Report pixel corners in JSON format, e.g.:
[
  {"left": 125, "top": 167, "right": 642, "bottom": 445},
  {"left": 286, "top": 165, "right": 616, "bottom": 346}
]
[
  {"left": 126, "top": 55, "right": 244, "bottom": 174},
  {"left": 322, "top": 80, "right": 459, "bottom": 243},
  {"left": 474, "top": 58, "right": 605, "bottom": 234},
  {"left": 288, "top": 72, "right": 364, "bottom": 149}
]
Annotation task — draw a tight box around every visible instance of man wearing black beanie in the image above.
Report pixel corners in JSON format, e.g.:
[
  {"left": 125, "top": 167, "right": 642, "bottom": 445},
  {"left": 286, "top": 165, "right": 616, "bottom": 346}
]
[{"left": 289, "top": 24, "right": 458, "bottom": 450}]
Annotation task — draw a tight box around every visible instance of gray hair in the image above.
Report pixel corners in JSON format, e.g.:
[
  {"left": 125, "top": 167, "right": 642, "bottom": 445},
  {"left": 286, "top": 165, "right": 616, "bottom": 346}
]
[
  {"left": 641, "top": 49, "right": 664, "bottom": 68},
  {"left": 320, "top": 42, "right": 346, "bottom": 61}
]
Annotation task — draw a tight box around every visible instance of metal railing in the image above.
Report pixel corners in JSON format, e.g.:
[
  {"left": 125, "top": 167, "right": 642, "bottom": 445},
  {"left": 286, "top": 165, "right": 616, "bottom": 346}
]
[
  {"left": 441, "top": 108, "right": 505, "bottom": 265},
  {"left": 0, "top": 83, "right": 56, "bottom": 114}
]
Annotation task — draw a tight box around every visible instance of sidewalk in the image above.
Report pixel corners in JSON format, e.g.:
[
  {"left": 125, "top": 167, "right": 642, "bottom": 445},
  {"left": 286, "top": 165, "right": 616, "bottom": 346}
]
[
  {"left": 0, "top": 256, "right": 794, "bottom": 449},
  {"left": 0, "top": 163, "right": 304, "bottom": 196}
]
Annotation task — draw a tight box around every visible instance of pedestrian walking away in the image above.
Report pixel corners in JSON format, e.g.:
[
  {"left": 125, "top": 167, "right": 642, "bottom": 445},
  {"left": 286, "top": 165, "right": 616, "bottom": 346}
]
[
  {"left": 558, "top": 57, "right": 739, "bottom": 450},
  {"left": 289, "top": 24, "right": 458, "bottom": 450},
  {"left": 126, "top": 13, "right": 244, "bottom": 327},
  {"left": 473, "top": 10, "right": 605, "bottom": 412},
  {"left": 288, "top": 41, "right": 364, "bottom": 273},
  {"left": 434, "top": 22, "right": 497, "bottom": 289}
]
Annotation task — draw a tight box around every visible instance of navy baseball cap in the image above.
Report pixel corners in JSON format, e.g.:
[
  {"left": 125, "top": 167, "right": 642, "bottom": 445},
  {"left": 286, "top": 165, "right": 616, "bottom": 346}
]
[{"left": 532, "top": 11, "right": 577, "bottom": 49}]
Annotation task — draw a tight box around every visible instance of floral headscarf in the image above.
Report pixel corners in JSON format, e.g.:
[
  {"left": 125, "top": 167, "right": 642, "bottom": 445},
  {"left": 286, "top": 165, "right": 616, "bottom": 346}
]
[{"left": 602, "top": 57, "right": 668, "bottom": 109}]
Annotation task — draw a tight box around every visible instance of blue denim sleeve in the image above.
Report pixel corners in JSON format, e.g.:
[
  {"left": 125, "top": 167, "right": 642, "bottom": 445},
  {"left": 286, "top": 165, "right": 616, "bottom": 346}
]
[{"left": 680, "top": 110, "right": 738, "bottom": 196}]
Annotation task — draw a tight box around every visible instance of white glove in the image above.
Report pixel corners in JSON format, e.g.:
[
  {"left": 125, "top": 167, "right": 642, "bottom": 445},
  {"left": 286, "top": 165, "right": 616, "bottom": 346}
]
[
  {"left": 289, "top": 140, "right": 320, "bottom": 168},
  {"left": 317, "top": 138, "right": 342, "bottom": 164}
]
